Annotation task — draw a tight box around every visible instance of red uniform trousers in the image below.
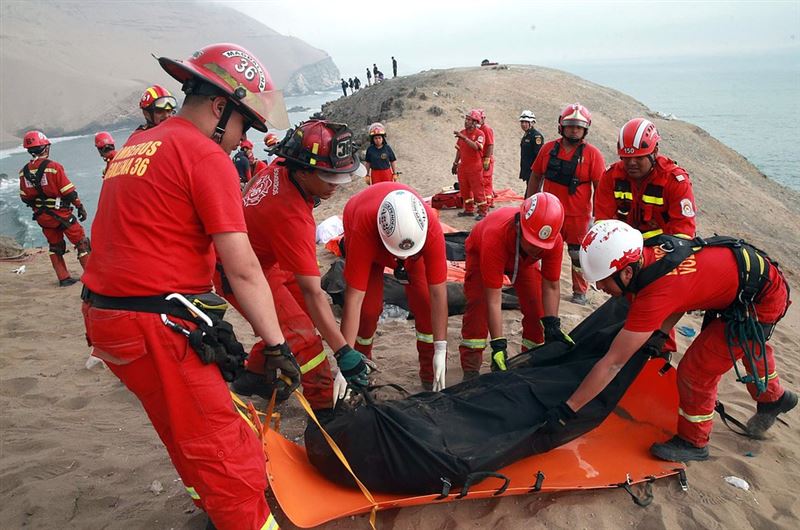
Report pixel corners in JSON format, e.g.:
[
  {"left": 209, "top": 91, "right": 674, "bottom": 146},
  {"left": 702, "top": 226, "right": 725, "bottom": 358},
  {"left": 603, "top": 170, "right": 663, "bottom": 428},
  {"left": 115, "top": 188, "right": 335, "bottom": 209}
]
[
  {"left": 353, "top": 260, "right": 437, "bottom": 383},
  {"left": 562, "top": 214, "right": 590, "bottom": 295},
  {"left": 675, "top": 277, "right": 789, "bottom": 447},
  {"left": 482, "top": 157, "right": 495, "bottom": 207},
  {"left": 459, "top": 252, "right": 545, "bottom": 372},
  {"left": 457, "top": 164, "right": 488, "bottom": 215},
  {"left": 40, "top": 212, "right": 89, "bottom": 281},
  {"left": 370, "top": 168, "right": 394, "bottom": 184},
  {"left": 213, "top": 265, "right": 334, "bottom": 410},
  {"left": 82, "top": 305, "right": 273, "bottom": 530}
]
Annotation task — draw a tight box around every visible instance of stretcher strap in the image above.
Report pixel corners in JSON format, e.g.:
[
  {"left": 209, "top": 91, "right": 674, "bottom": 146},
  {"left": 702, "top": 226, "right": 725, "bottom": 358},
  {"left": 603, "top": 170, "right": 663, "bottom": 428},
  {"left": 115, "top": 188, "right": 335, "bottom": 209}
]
[{"left": 292, "top": 390, "right": 378, "bottom": 529}]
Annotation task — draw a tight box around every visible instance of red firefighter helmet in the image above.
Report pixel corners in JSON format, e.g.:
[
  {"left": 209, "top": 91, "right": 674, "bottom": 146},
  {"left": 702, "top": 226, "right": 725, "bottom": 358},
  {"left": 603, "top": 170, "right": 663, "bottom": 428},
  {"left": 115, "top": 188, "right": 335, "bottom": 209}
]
[
  {"left": 94, "top": 131, "right": 115, "bottom": 149},
  {"left": 23, "top": 130, "right": 50, "bottom": 149},
  {"left": 139, "top": 85, "right": 177, "bottom": 111},
  {"left": 264, "top": 132, "right": 279, "bottom": 147},
  {"left": 239, "top": 139, "right": 254, "bottom": 150},
  {"left": 519, "top": 192, "right": 565, "bottom": 249},
  {"left": 465, "top": 109, "right": 482, "bottom": 123},
  {"left": 368, "top": 122, "right": 386, "bottom": 136},
  {"left": 275, "top": 119, "right": 366, "bottom": 183},
  {"left": 558, "top": 103, "right": 592, "bottom": 135},
  {"left": 157, "top": 43, "right": 289, "bottom": 132},
  {"left": 617, "top": 118, "right": 661, "bottom": 158}
]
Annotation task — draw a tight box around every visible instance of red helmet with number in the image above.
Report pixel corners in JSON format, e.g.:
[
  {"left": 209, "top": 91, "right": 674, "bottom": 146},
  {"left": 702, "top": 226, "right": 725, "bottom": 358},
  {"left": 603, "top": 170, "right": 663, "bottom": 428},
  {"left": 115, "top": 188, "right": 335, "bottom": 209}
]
[
  {"left": 617, "top": 118, "right": 660, "bottom": 158},
  {"left": 139, "top": 85, "right": 177, "bottom": 111},
  {"left": 264, "top": 132, "right": 279, "bottom": 147},
  {"left": 157, "top": 43, "right": 289, "bottom": 132},
  {"left": 23, "top": 130, "right": 50, "bottom": 149},
  {"left": 558, "top": 103, "right": 592, "bottom": 134},
  {"left": 275, "top": 119, "right": 366, "bottom": 183},
  {"left": 519, "top": 192, "right": 565, "bottom": 249},
  {"left": 94, "top": 131, "right": 115, "bottom": 149}
]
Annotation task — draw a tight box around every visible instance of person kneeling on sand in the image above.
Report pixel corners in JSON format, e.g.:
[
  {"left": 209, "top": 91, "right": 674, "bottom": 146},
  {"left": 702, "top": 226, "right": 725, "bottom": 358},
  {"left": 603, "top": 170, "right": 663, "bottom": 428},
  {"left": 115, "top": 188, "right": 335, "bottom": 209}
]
[
  {"left": 542, "top": 220, "right": 796, "bottom": 463},
  {"left": 459, "top": 192, "right": 573, "bottom": 380},
  {"left": 340, "top": 183, "right": 449, "bottom": 391}
]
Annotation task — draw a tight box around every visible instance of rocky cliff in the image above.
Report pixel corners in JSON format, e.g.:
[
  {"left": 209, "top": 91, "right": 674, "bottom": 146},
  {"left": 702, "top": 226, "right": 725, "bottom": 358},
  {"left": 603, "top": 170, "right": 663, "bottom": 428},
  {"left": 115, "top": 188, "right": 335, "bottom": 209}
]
[{"left": 0, "top": 0, "right": 340, "bottom": 147}]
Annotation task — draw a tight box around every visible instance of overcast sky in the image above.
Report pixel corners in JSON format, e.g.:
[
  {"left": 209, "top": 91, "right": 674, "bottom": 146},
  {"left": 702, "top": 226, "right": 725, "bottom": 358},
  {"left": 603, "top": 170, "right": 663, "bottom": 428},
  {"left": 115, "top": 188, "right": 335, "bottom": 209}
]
[{"left": 223, "top": 0, "right": 799, "bottom": 77}]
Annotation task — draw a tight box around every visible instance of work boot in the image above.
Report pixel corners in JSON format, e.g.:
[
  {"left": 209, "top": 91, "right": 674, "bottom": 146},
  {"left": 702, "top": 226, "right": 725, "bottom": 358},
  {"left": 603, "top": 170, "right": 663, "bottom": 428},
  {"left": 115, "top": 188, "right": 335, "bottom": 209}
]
[
  {"left": 462, "top": 370, "right": 480, "bottom": 382},
  {"left": 570, "top": 292, "right": 588, "bottom": 305},
  {"left": 59, "top": 277, "right": 79, "bottom": 287},
  {"left": 474, "top": 213, "right": 486, "bottom": 221},
  {"left": 231, "top": 370, "right": 274, "bottom": 400},
  {"left": 746, "top": 390, "right": 797, "bottom": 439},
  {"left": 650, "top": 435, "right": 709, "bottom": 462},
  {"left": 420, "top": 380, "right": 433, "bottom": 392},
  {"left": 457, "top": 210, "right": 474, "bottom": 217}
]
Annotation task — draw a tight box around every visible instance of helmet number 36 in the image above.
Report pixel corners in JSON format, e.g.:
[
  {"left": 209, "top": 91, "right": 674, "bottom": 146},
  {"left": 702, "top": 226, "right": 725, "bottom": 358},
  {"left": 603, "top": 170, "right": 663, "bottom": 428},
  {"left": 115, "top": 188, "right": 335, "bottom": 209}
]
[{"left": 234, "top": 58, "right": 257, "bottom": 82}]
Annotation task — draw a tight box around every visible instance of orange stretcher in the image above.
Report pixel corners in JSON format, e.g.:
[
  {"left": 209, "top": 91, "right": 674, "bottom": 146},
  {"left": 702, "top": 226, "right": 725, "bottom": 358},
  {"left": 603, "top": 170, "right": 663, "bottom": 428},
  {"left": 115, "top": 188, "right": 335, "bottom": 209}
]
[{"left": 257, "top": 359, "right": 685, "bottom": 528}]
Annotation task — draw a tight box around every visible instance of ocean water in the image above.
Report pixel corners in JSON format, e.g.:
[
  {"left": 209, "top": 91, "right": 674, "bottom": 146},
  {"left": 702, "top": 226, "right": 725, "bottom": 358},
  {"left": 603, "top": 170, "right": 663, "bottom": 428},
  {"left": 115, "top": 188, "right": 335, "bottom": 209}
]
[{"left": 2, "top": 51, "right": 798, "bottom": 246}]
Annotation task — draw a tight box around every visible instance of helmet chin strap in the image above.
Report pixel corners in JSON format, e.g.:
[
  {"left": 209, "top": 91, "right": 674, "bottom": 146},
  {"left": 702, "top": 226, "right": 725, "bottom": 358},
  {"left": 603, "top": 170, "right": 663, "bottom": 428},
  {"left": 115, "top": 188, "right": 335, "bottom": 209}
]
[
  {"left": 612, "top": 262, "right": 641, "bottom": 293},
  {"left": 211, "top": 100, "right": 237, "bottom": 145}
]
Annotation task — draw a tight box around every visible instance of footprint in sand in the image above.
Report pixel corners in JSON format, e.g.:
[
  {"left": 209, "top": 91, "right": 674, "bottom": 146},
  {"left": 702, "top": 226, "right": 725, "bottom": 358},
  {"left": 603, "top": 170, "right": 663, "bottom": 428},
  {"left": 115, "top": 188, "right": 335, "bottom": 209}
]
[
  {"left": 58, "top": 395, "right": 90, "bottom": 410},
  {"left": 0, "top": 376, "right": 38, "bottom": 396}
]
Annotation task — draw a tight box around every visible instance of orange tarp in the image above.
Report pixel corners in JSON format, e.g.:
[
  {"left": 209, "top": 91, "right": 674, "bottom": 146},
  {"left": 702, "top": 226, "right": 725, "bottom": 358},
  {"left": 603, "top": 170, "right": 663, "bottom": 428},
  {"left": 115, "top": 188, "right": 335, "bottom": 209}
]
[{"left": 263, "top": 359, "right": 684, "bottom": 528}]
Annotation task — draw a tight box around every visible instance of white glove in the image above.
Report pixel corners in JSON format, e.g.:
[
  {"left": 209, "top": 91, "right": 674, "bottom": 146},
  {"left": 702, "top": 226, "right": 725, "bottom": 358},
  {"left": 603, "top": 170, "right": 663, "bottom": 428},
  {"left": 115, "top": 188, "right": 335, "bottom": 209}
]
[
  {"left": 332, "top": 369, "right": 348, "bottom": 407},
  {"left": 432, "top": 340, "right": 447, "bottom": 391}
]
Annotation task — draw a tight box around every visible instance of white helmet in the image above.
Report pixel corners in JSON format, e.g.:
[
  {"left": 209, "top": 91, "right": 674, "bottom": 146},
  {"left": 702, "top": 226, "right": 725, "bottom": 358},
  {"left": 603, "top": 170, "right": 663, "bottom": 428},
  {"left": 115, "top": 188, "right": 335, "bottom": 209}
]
[
  {"left": 519, "top": 110, "right": 536, "bottom": 123},
  {"left": 579, "top": 220, "right": 644, "bottom": 282},
  {"left": 377, "top": 189, "right": 429, "bottom": 258}
]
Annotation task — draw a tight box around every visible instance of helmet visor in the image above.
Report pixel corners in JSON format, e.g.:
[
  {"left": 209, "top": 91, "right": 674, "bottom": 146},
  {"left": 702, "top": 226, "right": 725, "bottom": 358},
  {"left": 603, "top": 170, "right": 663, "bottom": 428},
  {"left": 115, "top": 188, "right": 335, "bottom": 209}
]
[{"left": 238, "top": 89, "right": 289, "bottom": 132}]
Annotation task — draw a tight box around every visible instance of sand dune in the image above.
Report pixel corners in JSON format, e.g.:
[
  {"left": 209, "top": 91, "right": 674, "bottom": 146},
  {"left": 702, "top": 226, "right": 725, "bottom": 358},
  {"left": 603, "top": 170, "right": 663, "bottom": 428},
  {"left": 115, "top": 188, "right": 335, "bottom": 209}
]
[{"left": 1, "top": 65, "right": 798, "bottom": 528}]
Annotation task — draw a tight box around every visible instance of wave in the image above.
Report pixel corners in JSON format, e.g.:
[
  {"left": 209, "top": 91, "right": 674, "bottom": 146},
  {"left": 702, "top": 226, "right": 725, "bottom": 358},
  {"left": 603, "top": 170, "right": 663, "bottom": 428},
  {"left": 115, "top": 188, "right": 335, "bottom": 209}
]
[{"left": 0, "top": 134, "right": 90, "bottom": 160}]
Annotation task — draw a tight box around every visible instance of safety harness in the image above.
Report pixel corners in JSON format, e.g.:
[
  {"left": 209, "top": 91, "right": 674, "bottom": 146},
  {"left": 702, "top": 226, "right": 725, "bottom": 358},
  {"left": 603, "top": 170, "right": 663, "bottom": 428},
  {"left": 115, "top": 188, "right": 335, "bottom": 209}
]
[
  {"left": 21, "top": 160, "right": 77, "bottom": 230},
  {"left": 544, "top": 141, "right": 586, "bottom": 195},
  {"left": 627, "top": 234, "right": 789, "bottom": 395},
  {"left": 82, "top": 287, "right": 247, "bottom": 382}
]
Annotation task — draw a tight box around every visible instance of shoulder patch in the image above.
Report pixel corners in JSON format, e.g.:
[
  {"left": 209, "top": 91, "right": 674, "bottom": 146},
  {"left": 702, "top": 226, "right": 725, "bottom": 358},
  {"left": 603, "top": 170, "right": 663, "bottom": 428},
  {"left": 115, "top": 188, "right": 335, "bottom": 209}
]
[
  {"left": 680, "top": 198, "right": 695, "bottom": 218},
  {"left": 675, "top": 173, "right": 686, "bottom": 182},
  {"left": 535, "top": 136, "right": 543, "bottom": 144}
]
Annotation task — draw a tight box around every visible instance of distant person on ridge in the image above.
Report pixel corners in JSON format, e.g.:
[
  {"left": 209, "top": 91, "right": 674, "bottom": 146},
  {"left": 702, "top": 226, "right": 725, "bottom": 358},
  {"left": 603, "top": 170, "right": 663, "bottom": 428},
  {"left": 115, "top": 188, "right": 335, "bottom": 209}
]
[
  {"left": 478, "top": 109, "right": 495, "bottom": 207},
  {"left": 373, "top": 63, "right": 379, "bottom": 80},
  {"left": 452, "top": 109, "right": 488, "bottom": 220},
  {"left": 550, "top": 220, "right": 796, "bottom": 462},
  {"left": 525, "top": 103, "right": 605, "bottom": 305},
  {"left": 19, "top": 130, "right": 90, "bottom": 286},
  {"left": 354, "top": 76, "right": 361, "bottom": 90},
  {"left": 366, "top": 67, "right": 372, "bottom": 86},
  {"left": 136, "top": 84, "right": 177, "bottom": 131},
  {"left": 215, "top": 119, "right": 369, "bottom": 410},
  {"left": 340, "top": 78, "right": 348, "bottom": 97},
  {"left": 392, "top": 56, "right": 397, "bottom": 77},
  {"left": 363, "top": 122, "right": 398, "bottom": 185},
  {"left": 348, "top": 77, "right": 354, "bottom": 94},
  {"left": 518, "top": 110, "right": 544, "bottom": 185},
  {"left": 94, "top": 131, "right": 117, "bottom": 179},
  {"left": 459, "top": 192, "right": 571, "bottom": 380},
  {"left": 595, "top": 118, "right": 697, "bottom": 241},
  {"left": 81, "top": 42, "right": 291, "bottom": 530}
]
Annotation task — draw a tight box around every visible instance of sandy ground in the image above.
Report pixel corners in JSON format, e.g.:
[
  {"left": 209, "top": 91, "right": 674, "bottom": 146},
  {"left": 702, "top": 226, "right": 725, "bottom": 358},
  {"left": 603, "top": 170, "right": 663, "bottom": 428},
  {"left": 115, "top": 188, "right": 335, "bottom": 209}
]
[{"left": 2, "top": 65, "right": 799, "bottom": 529}]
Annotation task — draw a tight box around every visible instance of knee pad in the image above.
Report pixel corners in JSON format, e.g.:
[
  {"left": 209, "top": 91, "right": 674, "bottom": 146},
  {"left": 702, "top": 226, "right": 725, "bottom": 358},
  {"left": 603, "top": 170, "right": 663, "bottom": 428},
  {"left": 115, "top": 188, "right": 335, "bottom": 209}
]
[
  {"left": 49, "top": 241, "right": 67, "bottom": 256},
  {"left": 567, "top": 244, "right": 581, "bottom": 268},
  {"left": 76, "top": 237, "right": 91, "bottom": 257}
]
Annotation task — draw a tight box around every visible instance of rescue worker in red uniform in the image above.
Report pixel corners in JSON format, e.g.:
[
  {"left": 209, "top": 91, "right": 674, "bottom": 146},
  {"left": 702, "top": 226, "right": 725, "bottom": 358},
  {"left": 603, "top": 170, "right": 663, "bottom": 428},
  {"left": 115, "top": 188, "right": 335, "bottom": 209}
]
[
  {"left": 215, "top": 120, "right": 370, "bottom": 409},
  {"left": 363, "top": 122, "right": 398, "bottom": 184},
  {"left": 543, "top": 220, "right": 796, "bottom": 462},
  {"left": 459, "top": 192, "right": 573, "bottom": 379},
  {"left": 452, "top": 109, "right": 487, "bottom": 220},
  {"left": 241, "top": 138, "right": 268, "bottom": 176},
  {"left": 263, "top": 132, "right": 280, "bottom": 165},
  {"left": 81, "top": 43, "right": 292, "bottom": 530},
  {"left": 526, "top": 104, "right": 606, "bottom": 305},
  {"left": 595, "top": 118, "right": 697, "bottom": 241},
  {"left": 341, "top": 183, "right": 450, "bottom": 391},
  {"left": 94, "top": 131, "right": 116, "bottom": 178},
  {"left": 479, "top": 109, "right": 496, "bottom": 208},
  {"left": 19, "top": 131, "right": 90, "bottom": 287},
  {"left": 136, "top": 84, "right": 177, "bottom": 131}
]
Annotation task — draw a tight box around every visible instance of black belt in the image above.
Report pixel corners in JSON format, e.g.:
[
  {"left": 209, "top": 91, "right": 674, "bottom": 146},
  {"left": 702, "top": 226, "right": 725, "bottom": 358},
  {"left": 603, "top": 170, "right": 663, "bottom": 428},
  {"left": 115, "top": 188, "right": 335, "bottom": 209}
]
[{"left": 81, "top": 286, "right": 194, "bottom": 321}]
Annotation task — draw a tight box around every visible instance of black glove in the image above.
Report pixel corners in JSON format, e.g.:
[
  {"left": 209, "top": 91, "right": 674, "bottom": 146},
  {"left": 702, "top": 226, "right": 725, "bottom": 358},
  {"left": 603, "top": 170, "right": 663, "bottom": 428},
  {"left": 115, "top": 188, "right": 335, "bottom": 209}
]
[
  {"left": 642, "top": 330, "right": 670, "bottom": 361},
  {"left": 76, "top": 204, "right": 88, "bottom": 222},
  {"left": 541, "top": 316, "right": 575, "bottom": 346},
  {"left": 451, "top": 162, "right": 458, "bottom": 175},
  {"left": 334, "top": 345, "right": 369, "bottom": 388},
  {"left": 542, "top": 401, "right": 577, "bottom": 430},
  {"left": 263, "top": 342, "right": 302, "bottom": 401},
  {"left": 490, "top": 337, "right": 509, "bottom": 371}
]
